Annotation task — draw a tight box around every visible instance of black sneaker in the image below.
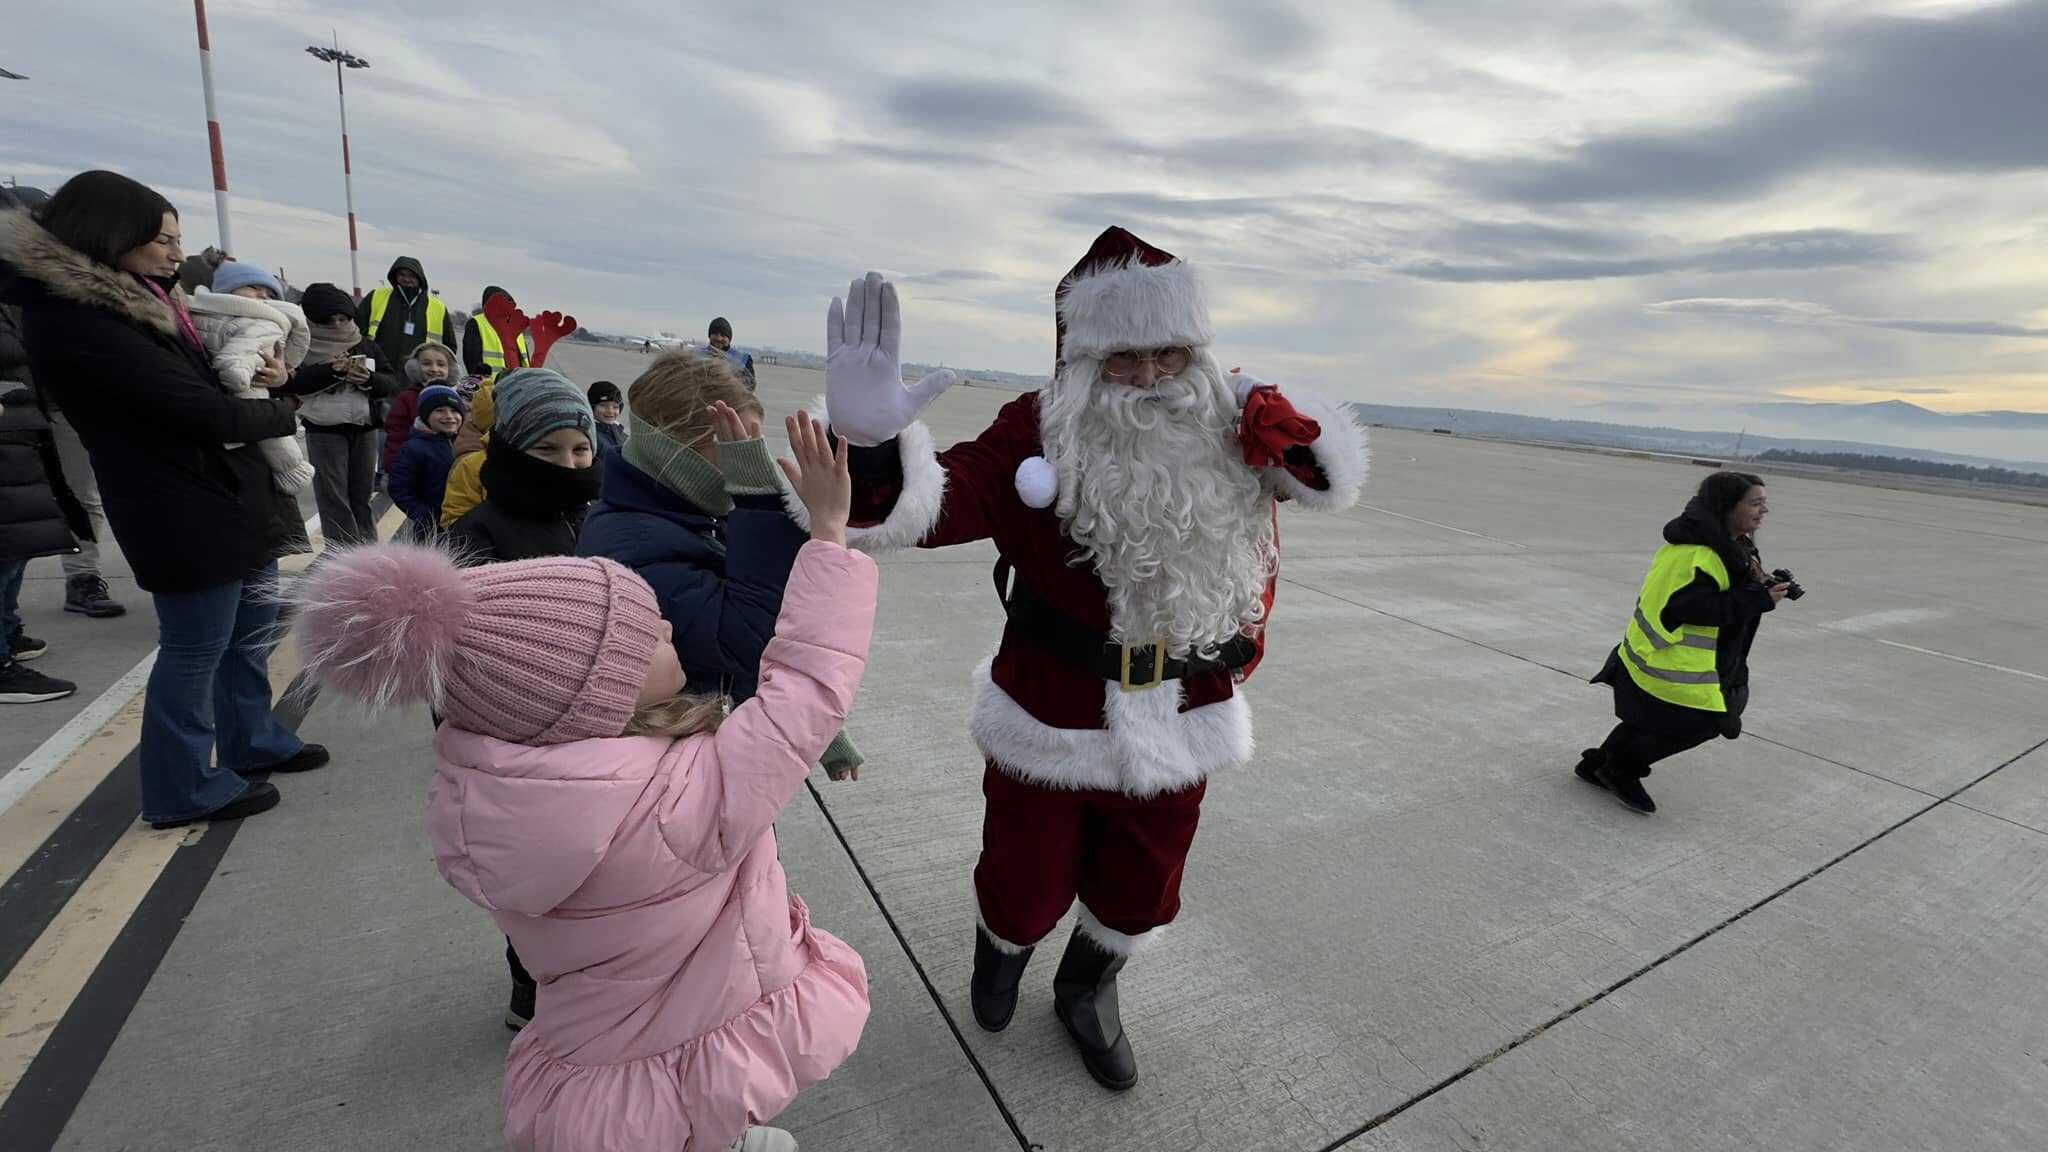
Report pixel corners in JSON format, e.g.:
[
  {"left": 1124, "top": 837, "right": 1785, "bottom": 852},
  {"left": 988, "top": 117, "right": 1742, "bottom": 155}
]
[
  {"left": 147, "top": 781, "right": 281, "bottom": 830},
  {"left": 506, "top": 978, "right": 536, "bottom": 1031},
  {"left": 243, "top": 744, "right": 330, "bottom": 775},
  {"left": 1596, "top": 761, "right": 1657, "bottom": 814},
  {"left": 10, "top": 632, "right": 48, "bottom": 662},
  {"left": 64, "top": 574, "right": 127, "bottom": 618},
  {"left": 0, "top": 660, "right": 77, "bottom": 703}
]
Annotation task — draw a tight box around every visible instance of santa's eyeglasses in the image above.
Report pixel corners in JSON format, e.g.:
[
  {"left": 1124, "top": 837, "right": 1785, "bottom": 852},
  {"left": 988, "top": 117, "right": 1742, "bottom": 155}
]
[{"left": 1101, "top": 346, "right": 1193, "bottom": 381}]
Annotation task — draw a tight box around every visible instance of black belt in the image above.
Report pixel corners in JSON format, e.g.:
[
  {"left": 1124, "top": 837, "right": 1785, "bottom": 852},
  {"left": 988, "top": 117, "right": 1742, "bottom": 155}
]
[{"left": 994, "top": 559, "right": 1257, "bottom": 691}]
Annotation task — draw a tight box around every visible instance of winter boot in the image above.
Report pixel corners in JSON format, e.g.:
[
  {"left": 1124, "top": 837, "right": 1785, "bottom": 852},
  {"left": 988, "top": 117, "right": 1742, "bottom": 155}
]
[
  {"left": 729, "top": 1128, "right": 798, "bottom": 1152},
  {"left": 1595, "top": 758, "right": 1656, "bottom": 814},
  {"left": 64, "top": 574, "right": 126, "bottom": 618},
  {"left": 970, "top": 926, "right": 1034, "bottom": 1032},
  {"left": 1052, "top": 926, "right": 1138, "bottom": 1092},
  {"left": 1574, "top": 747, "right": 1606, "bottom": 786}
]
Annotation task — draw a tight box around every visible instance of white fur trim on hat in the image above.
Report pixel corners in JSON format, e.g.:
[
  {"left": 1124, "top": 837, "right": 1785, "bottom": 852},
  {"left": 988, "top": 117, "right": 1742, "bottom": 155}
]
[
  {"left": 1059, "top": 259, "right": 1213, "bottom": 360},
  {"left": 779, "top": 397, "right": 947, "bottom": 552},
  {"left": 967, "top": 657, "right": 1252, "bottom": 799},
  {"left": 1264, "top": 388, "right": 1368, "bottom": 511}
]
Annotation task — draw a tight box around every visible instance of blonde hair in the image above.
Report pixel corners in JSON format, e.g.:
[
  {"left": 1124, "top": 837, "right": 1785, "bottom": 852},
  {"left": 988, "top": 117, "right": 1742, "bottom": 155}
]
[
  {"left": 627, "top": 352, "right": 762, "bottom": 450},
  {"left": 622, "top": 691, "right": 730, "bottom": 738},
  {"left": 411, "top": 339, "right": 457, "bottom": 368}
]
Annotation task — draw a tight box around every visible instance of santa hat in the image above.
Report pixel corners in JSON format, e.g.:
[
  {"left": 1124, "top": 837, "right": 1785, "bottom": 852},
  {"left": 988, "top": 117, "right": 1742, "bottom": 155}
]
[{"left": 1055, "top": 226, "right": 1212, "bottom": 367}]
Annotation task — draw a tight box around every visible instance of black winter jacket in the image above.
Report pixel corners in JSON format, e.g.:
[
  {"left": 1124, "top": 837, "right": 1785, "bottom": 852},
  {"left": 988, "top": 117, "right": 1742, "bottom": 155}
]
[
  {"left": 445, "top": 441, "right": 597, "bottom": 564},
  {"left": 1594, "top": 494, "right": 1777, "bottom": 736},
  {"left": 0, "top": 383, "right": 84, "bottom": 564},
  {"left": 0, "top": 210, "right": 301, "bottom": 593}
]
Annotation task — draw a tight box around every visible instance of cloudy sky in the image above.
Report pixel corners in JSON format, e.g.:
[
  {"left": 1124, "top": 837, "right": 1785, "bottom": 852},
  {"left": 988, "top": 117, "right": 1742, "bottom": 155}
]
[{"left": 5, "top": 0, "right": 2046, "bottom": 417}]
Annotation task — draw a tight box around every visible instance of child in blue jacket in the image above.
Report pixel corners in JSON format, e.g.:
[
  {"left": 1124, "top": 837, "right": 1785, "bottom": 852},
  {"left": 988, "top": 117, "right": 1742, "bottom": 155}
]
[
  {"left": 388, "top": 384, "right": 463, "bottom": 541},
  {"left": 577, "top": 352, "right": 862, "bottom": 778}
]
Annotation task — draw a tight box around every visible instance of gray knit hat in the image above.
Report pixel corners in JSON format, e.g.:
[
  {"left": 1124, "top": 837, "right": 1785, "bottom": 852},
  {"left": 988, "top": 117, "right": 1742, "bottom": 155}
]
[{"left": 493, "top": 368, "right": 594, "bottom": 451}]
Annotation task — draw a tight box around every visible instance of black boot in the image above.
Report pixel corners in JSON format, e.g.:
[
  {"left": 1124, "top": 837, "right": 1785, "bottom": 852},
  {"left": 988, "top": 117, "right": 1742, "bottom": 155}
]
[
  {"left": 1596, "top": 758, "right": 1657, "bottom": 814},
  {"left": 64, "top": 574, "right": 126, "bottom": 618},
  {"left": 970, "top": 927, "right": 1033, "bottom": 1032},
  {"left": 1574, "top": 747, "right": 1606, "bottom": 786},
  {"left": 1052, "top": 927, "right": 1138, "bottom": 1091}
]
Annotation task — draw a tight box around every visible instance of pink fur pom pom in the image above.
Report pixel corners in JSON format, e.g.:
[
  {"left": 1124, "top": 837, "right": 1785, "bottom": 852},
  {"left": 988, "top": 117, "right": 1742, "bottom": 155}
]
[{"left": 287, "top": 543, "right": 475, "bottom": 710}]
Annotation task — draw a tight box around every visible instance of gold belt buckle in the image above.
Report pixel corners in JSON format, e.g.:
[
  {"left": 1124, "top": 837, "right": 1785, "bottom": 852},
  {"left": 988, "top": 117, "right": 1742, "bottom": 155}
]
[{"left": 1119, "top": 641, "right": 1168, "bottom": 693}]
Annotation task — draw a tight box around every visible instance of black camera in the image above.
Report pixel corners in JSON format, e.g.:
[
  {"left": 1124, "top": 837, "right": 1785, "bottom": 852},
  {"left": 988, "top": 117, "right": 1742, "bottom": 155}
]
[{"left": 1767, "top": 568, "right": 1805, "bottom": 601}]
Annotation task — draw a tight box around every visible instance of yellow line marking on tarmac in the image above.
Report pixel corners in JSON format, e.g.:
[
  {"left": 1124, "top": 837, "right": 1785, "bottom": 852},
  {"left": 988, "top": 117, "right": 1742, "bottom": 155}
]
[
  {"left": 0, "top": 821, "right": 198, "bottom": 1102},
  {"left": 0, "top": 685, "right": 150, "bottom": 886},
  {"left": 0, "top": 637, "right": 305, "bottom": 1109}
]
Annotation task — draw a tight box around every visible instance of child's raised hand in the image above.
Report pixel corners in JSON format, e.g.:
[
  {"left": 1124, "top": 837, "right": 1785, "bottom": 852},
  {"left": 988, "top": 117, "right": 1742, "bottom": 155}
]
[
  {"left": 777, "top": 409, "right": 850, "bottom": 545},
  {"left": 706, "top": 400, "right": 762, "bottom": 443}
]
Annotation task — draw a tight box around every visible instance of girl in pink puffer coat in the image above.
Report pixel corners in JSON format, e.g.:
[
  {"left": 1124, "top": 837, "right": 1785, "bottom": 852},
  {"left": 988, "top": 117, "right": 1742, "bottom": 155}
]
[{"left": 291, "top": 413, "right": 872, "bottom": 1152}]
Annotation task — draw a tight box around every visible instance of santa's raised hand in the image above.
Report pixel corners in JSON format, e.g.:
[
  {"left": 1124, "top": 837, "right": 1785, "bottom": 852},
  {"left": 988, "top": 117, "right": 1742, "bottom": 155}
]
[{"left": 825, "top": 271, "right": 957, "bottom": 446}]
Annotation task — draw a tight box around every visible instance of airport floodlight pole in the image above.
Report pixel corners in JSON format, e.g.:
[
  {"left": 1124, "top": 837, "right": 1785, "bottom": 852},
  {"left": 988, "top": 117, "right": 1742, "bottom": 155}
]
[
  {"left": 306, "top": 37, "right": 370, "bottom": 301},
  {"left": 193, "top": 0, "right": 234, "bottom": 254}
]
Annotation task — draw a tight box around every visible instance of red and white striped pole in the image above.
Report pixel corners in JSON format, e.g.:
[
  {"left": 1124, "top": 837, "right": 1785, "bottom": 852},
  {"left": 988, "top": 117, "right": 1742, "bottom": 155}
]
[
  {"left": 331, "top": 35, "right": 362, "bottom": 301},
  {"left": 192, "top": 0, "right": 233, "bottom": 255}
]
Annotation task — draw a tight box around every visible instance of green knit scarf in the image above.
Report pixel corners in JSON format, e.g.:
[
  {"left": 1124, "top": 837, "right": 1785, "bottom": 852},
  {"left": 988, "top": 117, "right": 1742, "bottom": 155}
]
[{"left": 622, "top": 408, "right": 781, "bottom": 516}]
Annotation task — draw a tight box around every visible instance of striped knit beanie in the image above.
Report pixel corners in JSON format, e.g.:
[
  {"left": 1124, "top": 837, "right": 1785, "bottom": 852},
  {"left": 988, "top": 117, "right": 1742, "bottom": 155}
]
[{"left": 493, "top": 368, "right": 594, "bottom": 451}]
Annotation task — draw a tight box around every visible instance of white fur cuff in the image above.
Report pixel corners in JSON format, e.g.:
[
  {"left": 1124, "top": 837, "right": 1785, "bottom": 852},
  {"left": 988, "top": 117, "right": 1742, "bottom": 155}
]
[
  {"left": 976, "top": 902, "right": 1037, "bottom": 954},
  {"left": 1076, "top": 902, "right": 1160, "bottom": 956},
  {"left": 1268, "top": 389, "right": 1367, "bottom": 511},
  {"left": 780, "top": 397, "right": 946, "bottom": 552}
]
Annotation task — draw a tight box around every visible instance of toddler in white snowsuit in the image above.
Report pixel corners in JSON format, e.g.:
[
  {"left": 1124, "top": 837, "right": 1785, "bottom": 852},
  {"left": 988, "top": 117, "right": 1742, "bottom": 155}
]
[{"left": 187, "top": 262, "right": 316, "bottom": 493}]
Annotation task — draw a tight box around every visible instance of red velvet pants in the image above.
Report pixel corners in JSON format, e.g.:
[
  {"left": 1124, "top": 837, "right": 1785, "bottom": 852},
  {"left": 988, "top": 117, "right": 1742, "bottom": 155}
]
[{"left": 972, "top": 761, "right": 1207, "bottom": 948}]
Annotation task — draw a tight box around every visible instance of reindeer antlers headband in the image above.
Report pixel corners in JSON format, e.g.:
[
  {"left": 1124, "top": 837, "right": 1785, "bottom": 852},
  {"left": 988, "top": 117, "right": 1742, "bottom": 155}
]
[{"left": 482, "top": 293, "right": 578, "bottom": 370}]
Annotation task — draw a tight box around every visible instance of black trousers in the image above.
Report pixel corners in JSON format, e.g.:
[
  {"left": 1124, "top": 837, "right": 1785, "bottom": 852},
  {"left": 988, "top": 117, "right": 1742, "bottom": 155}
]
[
  {"left": 1598, "top": 721, "right": 1716, "bottom": 778},
  {"left": 507, "top": 939, "right": 533, "bottom": 987}
]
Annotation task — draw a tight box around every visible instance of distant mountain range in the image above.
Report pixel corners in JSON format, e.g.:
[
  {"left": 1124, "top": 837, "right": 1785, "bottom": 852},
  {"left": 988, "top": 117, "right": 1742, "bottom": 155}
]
[
  {"left": 1352, "top": 401, "right": 2048, "bottom": 476},
  {"left": 1739, "top": 398, "right": 2048, "bottom": 431}
]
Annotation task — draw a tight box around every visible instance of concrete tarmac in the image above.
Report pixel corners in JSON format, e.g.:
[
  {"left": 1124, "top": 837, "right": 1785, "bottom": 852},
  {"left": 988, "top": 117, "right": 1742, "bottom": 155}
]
[{"left": 15, "top": 345, "right": 2048, "bottom": 1151}]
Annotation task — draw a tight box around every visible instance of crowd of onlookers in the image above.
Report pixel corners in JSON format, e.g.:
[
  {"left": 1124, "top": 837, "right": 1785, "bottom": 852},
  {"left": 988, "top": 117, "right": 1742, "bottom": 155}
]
[{"left": 3, "top": 167, "right": 862, "bottom": 1152}]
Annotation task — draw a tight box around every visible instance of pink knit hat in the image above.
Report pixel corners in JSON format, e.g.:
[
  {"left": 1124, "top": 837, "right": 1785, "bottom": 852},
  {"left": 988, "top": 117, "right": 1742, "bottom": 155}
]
[{"left": 288, "top": 543, "right": 667, "bottom": 744}]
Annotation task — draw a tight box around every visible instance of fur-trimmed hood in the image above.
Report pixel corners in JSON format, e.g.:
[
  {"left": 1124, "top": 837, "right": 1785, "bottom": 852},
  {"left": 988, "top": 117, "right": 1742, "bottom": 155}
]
[{"left": 0, "top": 208, "right": 183, "bottom": 341}]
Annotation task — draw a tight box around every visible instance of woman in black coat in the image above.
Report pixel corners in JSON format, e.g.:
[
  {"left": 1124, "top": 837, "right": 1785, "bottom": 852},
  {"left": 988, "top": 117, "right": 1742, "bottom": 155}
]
[
  {"left": 1581, "top": 471, "right": 1794, "bottom": 813},
  {"left": 0, "top": 171, "right": 328, "bottom": 827}
]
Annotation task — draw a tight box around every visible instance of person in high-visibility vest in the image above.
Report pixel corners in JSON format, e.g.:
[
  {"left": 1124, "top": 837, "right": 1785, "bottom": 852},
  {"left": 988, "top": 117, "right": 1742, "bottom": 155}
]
[
  {"left": 464, "top": 286, "right": 532, "bottom": 379},
  {"left": 1581, "top": 471, "right": 1795, "bottom": 813},
  {"left": 355, "top": 256, "right": 451, "bottom": 371}
]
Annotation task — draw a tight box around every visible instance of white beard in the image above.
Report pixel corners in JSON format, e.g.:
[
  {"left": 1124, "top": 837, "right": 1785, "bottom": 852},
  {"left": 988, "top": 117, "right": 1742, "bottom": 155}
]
[{"left": 1040, "top": 351, "right": 1277, "bottom": 658}]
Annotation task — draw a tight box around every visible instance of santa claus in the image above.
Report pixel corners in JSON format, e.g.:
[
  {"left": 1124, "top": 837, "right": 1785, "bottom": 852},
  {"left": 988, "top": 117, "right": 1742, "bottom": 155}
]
[{"left": 797, "top": 227, "right": 1365, "bottom": 1090}]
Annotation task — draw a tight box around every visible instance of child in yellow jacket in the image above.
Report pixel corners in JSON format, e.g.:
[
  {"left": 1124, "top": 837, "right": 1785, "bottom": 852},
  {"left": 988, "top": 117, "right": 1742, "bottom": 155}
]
[{"left": 439, "top": 380, "right": 493, "bottom": 530}]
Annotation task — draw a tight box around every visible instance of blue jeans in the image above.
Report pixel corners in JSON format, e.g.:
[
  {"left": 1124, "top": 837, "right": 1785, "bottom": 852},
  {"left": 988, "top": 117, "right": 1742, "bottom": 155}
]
[
  {"left": 140, "top": 565, "right": 302, "bottom": 824},
  {"left": 0, "top": 560, "right": 23, "bottom": 655}
]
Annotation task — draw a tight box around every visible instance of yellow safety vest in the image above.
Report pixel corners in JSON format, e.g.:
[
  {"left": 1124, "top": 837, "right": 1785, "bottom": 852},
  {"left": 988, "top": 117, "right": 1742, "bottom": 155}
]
[
  {"left": 365, "top": 289, "right": 450, "bottom": 347},
  {"left": 1617, "top": 544, "right": 1730, "bottom": 712},
  {"left": 470, "top": 319, "right": 532, "bottom": 375}
]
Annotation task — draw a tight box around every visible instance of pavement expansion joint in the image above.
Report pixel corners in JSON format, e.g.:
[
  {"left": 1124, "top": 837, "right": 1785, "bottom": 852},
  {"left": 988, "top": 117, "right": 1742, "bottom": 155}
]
[
  {"left": 1315, "top": 729, "right": 2048, "bottom": 1151},
  {"left": 799, "top": 778, "right": 1040, "bottom": 1152}
]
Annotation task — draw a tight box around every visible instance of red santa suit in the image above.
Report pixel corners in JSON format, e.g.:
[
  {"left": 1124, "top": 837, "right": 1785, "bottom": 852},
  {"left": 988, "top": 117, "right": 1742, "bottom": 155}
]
[{"left": 797, "top": 226, "right": 1364, "bottom": 1085}]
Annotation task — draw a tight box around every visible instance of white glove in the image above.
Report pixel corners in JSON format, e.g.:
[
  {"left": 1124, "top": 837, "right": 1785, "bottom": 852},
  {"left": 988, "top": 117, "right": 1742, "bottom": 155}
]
[
  {"left": 825, "top": 271, "right": 958, "bottom": 447},
  {"left": 1228, "top": 368, "right": 1270, "bottom": 409}
]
